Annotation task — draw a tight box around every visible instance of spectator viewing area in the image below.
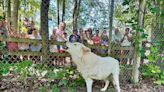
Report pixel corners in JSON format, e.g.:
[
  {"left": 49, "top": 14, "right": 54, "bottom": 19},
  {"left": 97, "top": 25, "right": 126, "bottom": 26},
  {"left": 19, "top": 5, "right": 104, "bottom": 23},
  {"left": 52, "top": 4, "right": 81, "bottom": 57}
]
[{"left": 0, "top": 0, "right": 163, "bottom": 92}]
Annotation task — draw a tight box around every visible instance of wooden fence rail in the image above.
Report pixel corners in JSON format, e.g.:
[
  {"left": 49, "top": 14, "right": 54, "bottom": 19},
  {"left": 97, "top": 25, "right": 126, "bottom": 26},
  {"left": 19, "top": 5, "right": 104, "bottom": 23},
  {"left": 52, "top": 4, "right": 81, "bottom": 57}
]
[{"left": 0, "top": 36, "right": 136, "bottom": 59}]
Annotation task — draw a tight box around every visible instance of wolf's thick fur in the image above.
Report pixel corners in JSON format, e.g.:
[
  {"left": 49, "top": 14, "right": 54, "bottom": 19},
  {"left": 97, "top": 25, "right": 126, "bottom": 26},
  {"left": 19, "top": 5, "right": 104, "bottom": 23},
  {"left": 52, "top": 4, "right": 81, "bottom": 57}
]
[{"left": 66, "top": 42, "right": 120, "bottom": 92}]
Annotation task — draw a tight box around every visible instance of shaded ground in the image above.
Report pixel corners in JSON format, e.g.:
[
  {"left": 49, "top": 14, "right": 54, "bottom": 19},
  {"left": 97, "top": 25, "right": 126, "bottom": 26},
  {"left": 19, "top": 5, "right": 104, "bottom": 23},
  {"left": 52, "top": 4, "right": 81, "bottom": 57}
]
[{"left": 0, "top": 75, "right": 163, "bottom": 92}]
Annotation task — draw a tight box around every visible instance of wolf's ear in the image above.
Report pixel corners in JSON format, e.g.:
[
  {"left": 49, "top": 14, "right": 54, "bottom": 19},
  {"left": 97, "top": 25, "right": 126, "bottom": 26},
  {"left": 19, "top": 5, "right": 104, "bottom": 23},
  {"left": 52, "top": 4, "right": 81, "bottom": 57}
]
[{"left": 82, "top": 46, "right": 91, "bottom": 53}]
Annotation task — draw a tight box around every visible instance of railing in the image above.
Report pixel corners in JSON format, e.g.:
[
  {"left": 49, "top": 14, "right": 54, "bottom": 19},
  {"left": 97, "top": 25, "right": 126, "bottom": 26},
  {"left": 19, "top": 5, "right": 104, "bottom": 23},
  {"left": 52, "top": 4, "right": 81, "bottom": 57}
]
[{"left": 0, "top": 36, "right": 135, "bottom": 59}]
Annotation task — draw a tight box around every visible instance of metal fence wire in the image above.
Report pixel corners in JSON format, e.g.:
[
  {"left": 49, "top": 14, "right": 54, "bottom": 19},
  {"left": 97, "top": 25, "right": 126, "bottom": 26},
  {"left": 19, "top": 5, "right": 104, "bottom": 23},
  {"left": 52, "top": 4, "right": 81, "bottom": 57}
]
[
  {"left": 0, "top": 1, "right": 163, "bottom": 85},
  {"left": 0, "top": 30, "right": 135, "bottom": 84},
  {"left": 1, "top": 29, "right": 164, "bottom": 85}
]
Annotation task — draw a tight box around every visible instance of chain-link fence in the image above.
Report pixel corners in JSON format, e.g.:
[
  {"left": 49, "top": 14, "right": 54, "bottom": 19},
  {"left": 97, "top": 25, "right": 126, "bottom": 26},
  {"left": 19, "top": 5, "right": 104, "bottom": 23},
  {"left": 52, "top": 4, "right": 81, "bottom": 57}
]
[
  {"left": 1, "top": 26, "right": 164, "bottom": 87},
  {"left": 0, "top": 37, "right": 133, "bottom": 82},
  {"left": 0, "top": 0, "right": 163, "bottom": 86}
]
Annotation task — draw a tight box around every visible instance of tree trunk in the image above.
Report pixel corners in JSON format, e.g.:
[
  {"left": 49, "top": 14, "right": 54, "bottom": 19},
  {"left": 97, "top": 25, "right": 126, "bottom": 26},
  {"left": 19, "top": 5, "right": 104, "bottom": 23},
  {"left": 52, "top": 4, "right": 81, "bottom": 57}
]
[
  {"left": 132, "top": 0, "right": 146, "bottom": 83},
  {"left": 11, "top": 0, "right": 20, "bottom": 31},
  {"left": 6, "top": 0, "right": 11, "bottom": 24},
  {"left": 73, "top": 0, "right": 81, "bottom": 30},
  {"left": 62, "top": 0, "right": 65, "bottom": 22},
  {"left": 41, "top": 0, "right": 50, "bottom": 63},
  {"left": 108, "top": 0, "right": 114, "bottom": 55},
  {"left": 57, "top": 0, "right": 60, "bottom": 27},
  {"left": 2, "top": 0, "right": 5, "bottom": 18}
]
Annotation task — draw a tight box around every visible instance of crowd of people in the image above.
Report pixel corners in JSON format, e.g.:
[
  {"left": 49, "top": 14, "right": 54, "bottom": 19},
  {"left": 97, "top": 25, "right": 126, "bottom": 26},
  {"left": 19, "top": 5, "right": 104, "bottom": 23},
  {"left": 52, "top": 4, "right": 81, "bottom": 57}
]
[
  {"left": 0, "top": 18, "right": 42, "bottom": 52},
  {"left": 0, "top": 18, "right": 137, "bottom": 65},
  {"left": 48, "top": 21, "right": 135, "bottom": 65},
  {"left": 49, "top": 22, "right": 110, "bottom": 55}
]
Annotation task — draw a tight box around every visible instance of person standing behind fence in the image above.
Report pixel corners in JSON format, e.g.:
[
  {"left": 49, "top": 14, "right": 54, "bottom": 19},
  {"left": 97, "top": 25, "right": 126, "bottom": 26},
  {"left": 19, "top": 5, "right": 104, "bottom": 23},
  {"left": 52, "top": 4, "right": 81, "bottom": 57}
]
[
  {"left": 29, "top": 29, "right": 42, "bottom": 52},
  {"left": 112, "top": 28, "right": 122, "bottom": 44},
  {"left": 100, "top": 30, "right": 109, "bottom": 55},
  {"left": 18, "top": 33, "right": 29, "bottom": 51},
  {"left": 112, "top": 28, "right": 122, "bottom": 60},
  {"left": 79, "top": 28, "right": 85, "bottom": 43},
  {"left": 92, "top": 30, "right": 101, "bottom": 54},
  {"left": 69, "top": 29, "right": 81, "bottom": 43},
  {"left": 7, "top": 27, "right": 19, "bottom": 52},
  {"left": 50, "top": 29, "right": 58, "bottom": 53},
  {"left": 121, "top": 28, "right": 132, "bottom": 64},
  {"left": 56, "top": 22, "right": 67, "bottom": 65},
  {"left": 56, "top": 22, "right": 67, "bottom": 52},
  {"left": 84, "top": 28, "right": 93, "bottom": 45},
  {"left": 23, "top": 18, "right": 31, "bottom": 34}
]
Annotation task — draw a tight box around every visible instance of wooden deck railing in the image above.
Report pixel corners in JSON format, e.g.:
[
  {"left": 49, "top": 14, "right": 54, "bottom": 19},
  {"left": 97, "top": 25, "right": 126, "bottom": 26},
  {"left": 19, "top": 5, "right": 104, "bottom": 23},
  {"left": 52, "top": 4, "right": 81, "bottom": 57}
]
[{"left": 0, "top": 36, "right": 135, "bottom": 59}]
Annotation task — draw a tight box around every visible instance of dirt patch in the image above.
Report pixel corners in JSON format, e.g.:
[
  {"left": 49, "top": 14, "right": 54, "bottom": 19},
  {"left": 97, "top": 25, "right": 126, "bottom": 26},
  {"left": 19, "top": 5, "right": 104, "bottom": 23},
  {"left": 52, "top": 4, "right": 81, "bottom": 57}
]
[{"left": 0, "top": 77, "right": 163, "bottom": 92}]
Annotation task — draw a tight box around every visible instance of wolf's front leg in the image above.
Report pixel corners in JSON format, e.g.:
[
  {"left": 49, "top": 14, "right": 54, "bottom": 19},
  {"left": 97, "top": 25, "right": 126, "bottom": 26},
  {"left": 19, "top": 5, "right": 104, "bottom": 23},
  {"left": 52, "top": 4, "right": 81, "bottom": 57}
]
[{"left": 85, "top": 78, "right": 93, "bottom": 92}]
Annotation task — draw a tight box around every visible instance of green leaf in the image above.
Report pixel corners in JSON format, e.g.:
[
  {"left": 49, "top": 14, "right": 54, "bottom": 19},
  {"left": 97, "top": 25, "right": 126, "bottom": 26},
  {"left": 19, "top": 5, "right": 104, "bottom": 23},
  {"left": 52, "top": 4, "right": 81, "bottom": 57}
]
[
  {"left": 0, "top": 16, "right": 4, "bottom": 21},
  {"left": 136, "top": 28, "right": 144, "bottom": 32},
  {"left": 39, "top": 87, "right": 47, "bottom": 92},
  {"left": 122, "top": 0, "right": 130, "bottom": 6},
  {"left": 68, "top": 86, "right": 76, "bottom": 92},
  {"left": 150, "top": 7, "right": 160, "bottom": 14},
  {"left": 2, "top": 68, "right": 9, "bottom": 75},
  {"left": 141, "top": 33, "right": 148, "bottom": 39},
  {"left": 48, "top": 72, "right": 64, "bottom": 79},
  {"left": 154, "top": 80, "right": 163, "bottom": 85},
  {"left": 58, "top": 79, "right": 68, "bottom": 86},
  {"left": 52, "top": 85, "right": 60, "bottom": 92}
]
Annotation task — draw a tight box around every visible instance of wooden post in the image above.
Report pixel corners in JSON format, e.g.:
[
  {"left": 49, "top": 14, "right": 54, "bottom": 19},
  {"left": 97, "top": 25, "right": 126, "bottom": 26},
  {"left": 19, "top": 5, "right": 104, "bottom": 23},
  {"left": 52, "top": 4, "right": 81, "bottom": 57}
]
[
  {"left": 41, "top": 0, "right": 50, "bottom": 63},
  {"left": 108, "top": 0, "right": 114, "bottom": 55}
]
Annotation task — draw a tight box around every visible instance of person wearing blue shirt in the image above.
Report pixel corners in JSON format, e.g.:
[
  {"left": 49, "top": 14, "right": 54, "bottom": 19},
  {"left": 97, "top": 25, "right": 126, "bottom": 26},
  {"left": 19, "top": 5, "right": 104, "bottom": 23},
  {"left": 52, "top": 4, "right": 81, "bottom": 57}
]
[{"left": 69, "top": 29, "right": 81, "bottom": 43}]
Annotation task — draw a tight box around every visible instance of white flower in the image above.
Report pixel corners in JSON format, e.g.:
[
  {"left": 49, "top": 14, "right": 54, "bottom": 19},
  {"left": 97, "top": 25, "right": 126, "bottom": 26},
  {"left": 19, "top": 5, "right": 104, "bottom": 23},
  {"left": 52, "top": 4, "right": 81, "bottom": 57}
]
[
  {"left": 53, "top": 68, "right": 60, "bottom": 73},
  {"left": 41, "top": 70, "right": 48, "bottom": 77}
]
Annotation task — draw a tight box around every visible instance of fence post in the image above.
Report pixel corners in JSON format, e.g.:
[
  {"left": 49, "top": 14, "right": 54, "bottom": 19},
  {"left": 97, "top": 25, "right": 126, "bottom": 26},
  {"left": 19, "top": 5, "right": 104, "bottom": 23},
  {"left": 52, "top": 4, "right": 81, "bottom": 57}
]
[
  {"left": 108, "top": 0, "right": 114, "bottom": 55},
  {"left": 40, "top": 0, "right": 50, "bottom": 64}
]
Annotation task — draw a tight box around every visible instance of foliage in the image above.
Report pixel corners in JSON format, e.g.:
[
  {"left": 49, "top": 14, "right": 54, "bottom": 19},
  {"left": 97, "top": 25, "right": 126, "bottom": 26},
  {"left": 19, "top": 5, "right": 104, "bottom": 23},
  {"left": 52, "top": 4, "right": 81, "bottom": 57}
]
[
  {"left": 0, "top": 63, "right": 13, "bottom": 76},
  {"left": 0, "top": 60, "right": 33, "bottom": 82},
  {"left": 0, "top": 42, "right": 5, "bottom": 51},
  {"left": 15, "top": 60, "right": 33, "bottom": 80},
  {"left": 0, "top": 58, "right": 85, "bottom": 90},
  {"left": 39, "top": 87, "right": 47, "bottom": 92},
  {"left": 141, "top": 46, "right": 164, "bottom": 85},
  {"left": 52, "top": 84, "right": 60, "bottom": 92},
  {"left": 48, "top": 67, "right": 85, "bottom": 87}
]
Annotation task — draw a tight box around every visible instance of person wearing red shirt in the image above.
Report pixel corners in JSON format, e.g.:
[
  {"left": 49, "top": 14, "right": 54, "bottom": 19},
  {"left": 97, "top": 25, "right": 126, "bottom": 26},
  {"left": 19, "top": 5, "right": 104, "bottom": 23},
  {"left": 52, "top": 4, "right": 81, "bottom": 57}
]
[{"left": 92, "top": 30, "right": 101, "bottom": 54}]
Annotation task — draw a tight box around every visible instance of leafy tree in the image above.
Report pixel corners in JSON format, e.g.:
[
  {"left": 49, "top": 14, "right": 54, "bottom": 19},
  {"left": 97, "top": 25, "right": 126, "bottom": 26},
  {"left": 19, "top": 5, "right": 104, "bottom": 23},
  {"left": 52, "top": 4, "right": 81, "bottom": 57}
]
[
  {"left": 11, "top": 0, "right": 20, "bottom": 31},
  {"left": 4, "top": 0, "right": 11, "bottom": 24},
  {"left": 132, "top": 0, "right": 147, "bottom": 83},
  {"left": 62, "top": 0, "right": 66, "bottom": 21},
  {"left": 73, "top": 0, "right": 81, "bottom": 30}
]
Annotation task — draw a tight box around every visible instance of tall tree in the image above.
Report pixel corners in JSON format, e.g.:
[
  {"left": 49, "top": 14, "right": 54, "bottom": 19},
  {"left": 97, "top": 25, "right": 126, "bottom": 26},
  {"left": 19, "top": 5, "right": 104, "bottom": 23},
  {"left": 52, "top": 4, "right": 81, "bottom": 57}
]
[
  {"left": 132, "top": 0, "right": 147, "bottom": 83},
  {"left": 5, "top": 0, "right": 11, "bottom": 24},
  {"left": 57, "top": 0, "right": 60, "bottom": 26},
  {"left": 41, "top": 0, "right": 50, "bottom": 63},
  {"left": 73, "top": 0, "right": 81, "bottom": 30},
  {"left": 62, "top": 0, "right": 66, "bottom": 21},
  {"left": 1, "top": 0, "right": 5, "bottom": 18},
  {"left": 11, "top": 0, "right": 20, "bottom": 31},
  {"left": 108, "top": 0, "right": 114, "bottom": 54}
]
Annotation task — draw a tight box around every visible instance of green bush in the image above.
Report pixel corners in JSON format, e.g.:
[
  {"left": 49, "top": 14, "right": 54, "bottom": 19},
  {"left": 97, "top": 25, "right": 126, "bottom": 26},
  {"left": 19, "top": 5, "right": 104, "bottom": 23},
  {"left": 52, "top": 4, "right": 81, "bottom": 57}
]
[{"left": 141, "top": 46, "right": 164, "bottom": 85}]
